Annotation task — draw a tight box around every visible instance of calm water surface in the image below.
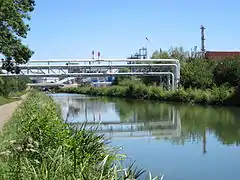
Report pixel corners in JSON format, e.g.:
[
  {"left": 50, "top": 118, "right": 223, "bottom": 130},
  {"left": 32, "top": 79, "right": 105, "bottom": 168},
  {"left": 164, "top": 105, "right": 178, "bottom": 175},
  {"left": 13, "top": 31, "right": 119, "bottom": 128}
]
[{"left": 52, "top": 93, "right": 240, "bottom": 180}]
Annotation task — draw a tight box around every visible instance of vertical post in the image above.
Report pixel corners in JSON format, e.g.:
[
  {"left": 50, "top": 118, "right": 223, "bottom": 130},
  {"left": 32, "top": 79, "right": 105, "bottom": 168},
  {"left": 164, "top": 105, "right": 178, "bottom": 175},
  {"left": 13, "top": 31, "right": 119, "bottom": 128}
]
[
  {"left": 97, "top": 52, "right": 100, "bottom": 61},
  {"left": 159, "top": 76, "right": 162, "bottom": 86},
  {"left": 200, "top": 25, "right": 206, "bottom": 58},
  {"left": 167, "top": 74, "right": 171, "bottom": 90},
  {"left": 97, "top": 52, "right": 100, "bottom": 79},
  {"left": 92, "top": 50, "right": 95, "bottom": 60},
  {"left": 91, "top": 50, "right": 94, "bottom": 65},
  {"left": 48, "top": 61, "right": 50, "bottom": 74},
  {"left": 175, "top": 61, "right": 180, "bottom": 88}
]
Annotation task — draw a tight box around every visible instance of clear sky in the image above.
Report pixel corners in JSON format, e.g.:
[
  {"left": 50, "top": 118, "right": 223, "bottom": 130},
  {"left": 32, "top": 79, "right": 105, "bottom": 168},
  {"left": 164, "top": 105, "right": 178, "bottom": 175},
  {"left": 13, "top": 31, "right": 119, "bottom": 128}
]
[{"left": 25, "top": 0, "right": 240, "bottom": 60}]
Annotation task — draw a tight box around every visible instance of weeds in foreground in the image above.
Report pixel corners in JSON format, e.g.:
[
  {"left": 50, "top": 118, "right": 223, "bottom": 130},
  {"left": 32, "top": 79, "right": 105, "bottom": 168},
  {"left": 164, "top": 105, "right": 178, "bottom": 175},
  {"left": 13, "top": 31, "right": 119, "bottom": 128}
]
[{"left": 0, "top": 90, "right": 163, "bottom": 179}]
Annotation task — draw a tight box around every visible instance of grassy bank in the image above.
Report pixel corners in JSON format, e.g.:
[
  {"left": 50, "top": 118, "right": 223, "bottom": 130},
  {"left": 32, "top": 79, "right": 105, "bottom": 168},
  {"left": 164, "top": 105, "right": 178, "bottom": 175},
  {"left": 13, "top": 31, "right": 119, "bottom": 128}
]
[
  {"left": 58, "top": 84, "right": 240, "bottom": 106},
  {"left": 0, "top": 90, "right": 160, "bottom": 180},
  {"left": 0, "top": 91, "right": 27, "bottom": 106},
  {"left": 0, "top": 97, "right": 16, "bottom": 106}
]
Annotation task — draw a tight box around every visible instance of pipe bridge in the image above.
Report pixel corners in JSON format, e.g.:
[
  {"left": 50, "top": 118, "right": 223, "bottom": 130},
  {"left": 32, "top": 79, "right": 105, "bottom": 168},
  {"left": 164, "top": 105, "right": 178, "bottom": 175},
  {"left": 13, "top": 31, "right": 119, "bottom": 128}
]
[{"left": 0, "top": 59, "right": 180, "bottom": 89}]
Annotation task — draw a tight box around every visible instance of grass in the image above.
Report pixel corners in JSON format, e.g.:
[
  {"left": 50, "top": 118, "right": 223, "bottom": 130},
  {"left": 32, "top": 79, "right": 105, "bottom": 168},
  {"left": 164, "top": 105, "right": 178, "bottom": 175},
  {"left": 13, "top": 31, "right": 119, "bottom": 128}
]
[
  {"left": 0, "top": 90, "right": 162, "bottom": 180},
  {"left": 0, "top": 91, "right": 27, "bottom": 106},
  {"left": 58, "top": 83, "right": 240, "bottom": 106},
  {"left": 0, "top": 97, "right": 18, "bottom": 106},
  {"left": 7, "top": 90, "right": 28, "bottom": 98}
]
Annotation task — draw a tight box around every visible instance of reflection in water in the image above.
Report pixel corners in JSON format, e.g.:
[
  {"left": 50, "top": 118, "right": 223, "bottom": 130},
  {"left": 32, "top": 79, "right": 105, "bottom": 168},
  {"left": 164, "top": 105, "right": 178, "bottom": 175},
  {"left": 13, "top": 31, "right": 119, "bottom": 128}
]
[
  {"left": 52, "top": 93, "right": 240, "bottom": 180},
  {"left": 52, "top": 93, "right": 240, "bottom": 151},
  {"left": 52, "top": 93, "right": 240, "bottom": 146},
  {"left": 53, "top": 94, "right": 182, "bottom": 139}
]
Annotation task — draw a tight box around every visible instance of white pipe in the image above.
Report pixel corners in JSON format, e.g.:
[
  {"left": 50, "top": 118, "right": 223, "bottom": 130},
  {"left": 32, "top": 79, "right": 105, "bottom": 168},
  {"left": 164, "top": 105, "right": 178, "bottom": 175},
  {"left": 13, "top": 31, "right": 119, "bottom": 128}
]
[
  {"left": 0, "top": 72, "right": 175, "bottom": 89},
  {"left": 14, "top": 64, "right": 178, "bottom": 89},
  {"left": 0, "top": 72, "right": 173, "bottom": 77},
  {"left": 41, "top": 58, "right": 179, "bottom": 62},
  {"left": 9, "top": 64, "right": 177, "bottom": 69},
  {"left": 0, "top": 58, "right": 179, "bottom": 63}
]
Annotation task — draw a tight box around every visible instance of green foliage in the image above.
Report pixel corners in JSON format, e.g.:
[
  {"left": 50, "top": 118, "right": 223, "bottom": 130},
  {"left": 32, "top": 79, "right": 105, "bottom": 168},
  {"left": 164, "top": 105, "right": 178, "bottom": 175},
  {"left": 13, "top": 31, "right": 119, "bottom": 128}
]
[
  {"left": 0, "top": 96, "right": 16, "bottom": 106},
  {"left": 151, "top": 47, "right": 189, "bottom": 61},
  {"left": 213, "top": 58, "right": 240, "bottom": 87},
  {"left": 143, "top": 47, "right": 190, "bottom": 85},
  {"left": 0, "top": 91, "right": 161, "bottom": 180},
  {"left": 141, "top": 47, "right": 240, "bottom": 89},
  {"left": 151, "top": 49, "right": 169, "bottom": 59},
  {"left": 112, "top": 68, "right": 131, "bottom": 85},
  {"left": 59, "top": 83, "right": 239, "bottom": 106},
  {"left": 0, "top": 76, "right": 30, "bottom": 97},
  {"left": 0, "top": 91, "right": 115, "bottom": 179},
  {"left": 180, "top": 59, "right": 216, "bottom": 89},
  {"left": 0, "top": 0, "right": 35, "bottom": 69}
]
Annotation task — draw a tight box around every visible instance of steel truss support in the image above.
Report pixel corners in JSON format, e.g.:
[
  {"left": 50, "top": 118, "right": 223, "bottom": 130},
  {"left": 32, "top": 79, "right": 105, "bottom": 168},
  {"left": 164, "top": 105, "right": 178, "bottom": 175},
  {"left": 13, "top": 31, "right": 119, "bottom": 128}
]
[{"left": 0, "top": 59, "right": 180, "bottom": 89}]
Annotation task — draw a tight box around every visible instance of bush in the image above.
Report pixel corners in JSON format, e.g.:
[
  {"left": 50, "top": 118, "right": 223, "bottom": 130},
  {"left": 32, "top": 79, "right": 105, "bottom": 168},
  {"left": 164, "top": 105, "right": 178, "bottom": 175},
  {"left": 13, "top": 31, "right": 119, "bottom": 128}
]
[
  {"left": 213, "top": 58, "right": 240, "bottom": 87},
  {"left": 0, "top": 76, "right": 30, "bottom": 97},
  {"left": 180, "top": 59, "right": 216, "bottom": 89},
  {"left": 59, "top": 84, "right": 238, "bottom": 106}
]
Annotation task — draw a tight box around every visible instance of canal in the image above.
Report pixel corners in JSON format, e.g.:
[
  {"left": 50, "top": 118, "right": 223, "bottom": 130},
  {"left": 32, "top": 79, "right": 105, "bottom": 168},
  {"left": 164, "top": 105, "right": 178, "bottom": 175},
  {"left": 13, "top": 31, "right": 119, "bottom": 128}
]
[{"left": 52, "top": 93, "right": 240, "bottom": 180}]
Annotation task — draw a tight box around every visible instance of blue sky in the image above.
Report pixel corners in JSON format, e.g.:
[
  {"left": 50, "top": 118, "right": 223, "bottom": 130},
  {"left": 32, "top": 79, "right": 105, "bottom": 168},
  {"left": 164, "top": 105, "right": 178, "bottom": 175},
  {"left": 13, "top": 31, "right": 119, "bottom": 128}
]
[{"left": 25, "top": 0, "right": 240, "bottom": 60}]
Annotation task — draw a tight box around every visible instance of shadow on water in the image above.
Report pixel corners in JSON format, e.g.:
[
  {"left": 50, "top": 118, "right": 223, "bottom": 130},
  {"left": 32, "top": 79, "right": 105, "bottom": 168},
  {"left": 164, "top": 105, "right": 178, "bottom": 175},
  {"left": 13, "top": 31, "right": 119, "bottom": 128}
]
[{"left": 52, "top": 93, "right": 240, "bottom": 149}]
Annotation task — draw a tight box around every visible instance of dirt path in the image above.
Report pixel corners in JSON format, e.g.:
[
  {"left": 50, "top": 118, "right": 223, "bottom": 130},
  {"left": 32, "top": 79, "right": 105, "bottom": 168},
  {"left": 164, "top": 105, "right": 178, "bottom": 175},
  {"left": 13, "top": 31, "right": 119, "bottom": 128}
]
[{"left": 0, "top": 94, "right": 27, "bottom": 130}]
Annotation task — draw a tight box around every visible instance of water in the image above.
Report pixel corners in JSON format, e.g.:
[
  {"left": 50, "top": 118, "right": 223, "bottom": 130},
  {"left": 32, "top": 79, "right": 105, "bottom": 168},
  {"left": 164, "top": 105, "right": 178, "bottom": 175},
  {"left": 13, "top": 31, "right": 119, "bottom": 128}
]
[{"left": 52, "top": 93, "right": 240, "bottom": 180}]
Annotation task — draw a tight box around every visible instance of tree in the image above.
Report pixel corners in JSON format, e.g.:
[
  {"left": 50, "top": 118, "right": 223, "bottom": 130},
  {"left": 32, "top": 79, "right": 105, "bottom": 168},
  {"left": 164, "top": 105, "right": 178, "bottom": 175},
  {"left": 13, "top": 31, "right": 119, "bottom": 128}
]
[
  {"left": 151, "top": 49, "right": 169, "bottom": 59},
  {"left": 168, "top": 46, "right": 189, "bottom": 61},
  {"left": 0, "top": 0, "right": 35, "bottom": 71},
  {"left": 213, "top": 58, "right": 240, "bottom": 87},
  {"left": 180, "top": 59, "right": 216, "bottom": 89},
  {"left": 141, "top": 47, "right": 190, "bottom": 85}
]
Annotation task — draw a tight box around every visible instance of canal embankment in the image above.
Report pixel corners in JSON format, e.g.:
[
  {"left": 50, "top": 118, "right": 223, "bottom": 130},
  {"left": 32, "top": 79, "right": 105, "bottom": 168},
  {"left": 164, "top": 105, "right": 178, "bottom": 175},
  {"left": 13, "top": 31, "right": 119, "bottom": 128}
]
[
  {"left": 0, "top": 90, "right": 160, "bottom": 180},
  {"left": 58, "top": 83, "right": 240, "bottom": 106}
]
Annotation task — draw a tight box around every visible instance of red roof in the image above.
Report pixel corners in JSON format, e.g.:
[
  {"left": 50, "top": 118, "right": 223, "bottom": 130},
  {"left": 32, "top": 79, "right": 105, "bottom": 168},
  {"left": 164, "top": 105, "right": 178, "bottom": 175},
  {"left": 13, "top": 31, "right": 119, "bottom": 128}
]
[{"left": 205, "top": 51, "right": 240, "bottom": 60}]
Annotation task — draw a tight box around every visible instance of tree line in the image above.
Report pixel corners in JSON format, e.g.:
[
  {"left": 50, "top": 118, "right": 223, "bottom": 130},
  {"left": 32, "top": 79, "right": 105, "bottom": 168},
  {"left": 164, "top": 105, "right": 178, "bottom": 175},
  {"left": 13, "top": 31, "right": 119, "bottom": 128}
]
[
  {"left": 151, "top": 47, "right": 240, "bottom": 89},
  {"left": 0, "top": 0, "right": 35, "bottom": 97},
  {"left": 115, "top": 47, "right": 240, "bottom": 90}
]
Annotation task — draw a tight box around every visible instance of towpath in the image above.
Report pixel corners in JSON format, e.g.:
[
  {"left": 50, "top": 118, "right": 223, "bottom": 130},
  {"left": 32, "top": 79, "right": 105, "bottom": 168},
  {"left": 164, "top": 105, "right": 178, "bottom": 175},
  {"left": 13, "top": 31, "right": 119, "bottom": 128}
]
[{"left": 0, "top": 94, "right": 27, "bottom": 130}]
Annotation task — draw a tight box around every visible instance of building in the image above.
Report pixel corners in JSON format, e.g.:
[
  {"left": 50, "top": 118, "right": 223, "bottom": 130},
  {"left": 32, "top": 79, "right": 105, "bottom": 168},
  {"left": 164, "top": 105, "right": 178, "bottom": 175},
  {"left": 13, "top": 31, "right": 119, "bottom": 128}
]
[{"left": 205, "top": 51, "right": 240, "bottom": 60}]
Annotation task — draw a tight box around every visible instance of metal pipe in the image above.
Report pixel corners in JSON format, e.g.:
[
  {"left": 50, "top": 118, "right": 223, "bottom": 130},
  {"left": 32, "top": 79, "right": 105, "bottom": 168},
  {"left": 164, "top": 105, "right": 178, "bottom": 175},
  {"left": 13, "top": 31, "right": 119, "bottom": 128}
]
[
  {"left": 0, "top": 72, "right": 173, "bottom": 77},
  {"left": 8, "top": 64, "right": 178, "bottom": 89},
  {"left": 7, "top": 64, "right": 177, "bottom": 69},
  {"left": 0, "top": 58, "right": 179, "bottom": 63},
  {"left": 0, "top": 72, "right": 175, "bottom": 89}
]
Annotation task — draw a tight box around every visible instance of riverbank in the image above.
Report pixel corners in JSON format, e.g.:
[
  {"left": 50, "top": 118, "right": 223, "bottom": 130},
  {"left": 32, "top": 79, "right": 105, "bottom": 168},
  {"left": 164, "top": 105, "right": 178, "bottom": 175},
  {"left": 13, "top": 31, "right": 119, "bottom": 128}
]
[
  {"left": 0, "top": 90, "right": 159, "bottom": 179},
  {"left": 58, "top": 84, "right": 240, "bottom": 106}
]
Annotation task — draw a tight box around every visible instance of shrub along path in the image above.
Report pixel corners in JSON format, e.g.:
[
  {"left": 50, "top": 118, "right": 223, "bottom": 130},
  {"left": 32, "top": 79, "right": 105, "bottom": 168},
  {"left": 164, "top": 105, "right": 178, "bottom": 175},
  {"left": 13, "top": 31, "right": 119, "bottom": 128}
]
[{"left": 0, "top": 94, "right": 27, "bottom": 130}]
